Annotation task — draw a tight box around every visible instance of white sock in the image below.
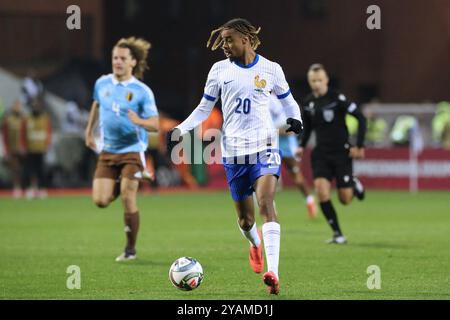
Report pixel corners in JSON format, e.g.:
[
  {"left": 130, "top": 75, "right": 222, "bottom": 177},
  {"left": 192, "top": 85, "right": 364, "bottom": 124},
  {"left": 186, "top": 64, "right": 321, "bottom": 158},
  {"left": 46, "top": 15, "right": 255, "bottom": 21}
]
[
  {"left": 262, "top": 222, "right": 280, "bottom": 279},
  {"left": 238, "top": 221, "right": 261, "bottom": 248},
  {"left": 306, "top": 195, "right": 315, "bottom": 204}
]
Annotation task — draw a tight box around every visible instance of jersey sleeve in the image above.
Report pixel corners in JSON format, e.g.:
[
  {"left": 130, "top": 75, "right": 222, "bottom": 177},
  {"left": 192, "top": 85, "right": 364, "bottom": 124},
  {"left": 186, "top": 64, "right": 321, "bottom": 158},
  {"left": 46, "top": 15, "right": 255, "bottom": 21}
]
[
  {"left": 272, "top": 63, "right": 302, "bottom": 125},
  {"left": 338, "top": 93, "right": 367, "bottom": 147},
  {"left": 337, "top": 93, "right": 355, "bottom": 112},
  {"left": 202, "top": 63, "right": 220, "bottom": 102},
  {"left": 272, "top": 64, "right": 291, "bottom": 99},
  {"left": 141, "top": 86, "right": 159, "bottom": 118}
]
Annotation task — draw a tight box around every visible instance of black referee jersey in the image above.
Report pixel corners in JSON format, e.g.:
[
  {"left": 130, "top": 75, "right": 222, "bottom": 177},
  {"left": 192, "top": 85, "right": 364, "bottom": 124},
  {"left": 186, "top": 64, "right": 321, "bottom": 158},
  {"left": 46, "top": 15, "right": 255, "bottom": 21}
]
[{"left": 300, "top": 88, "right": 366, "bottom": 152}]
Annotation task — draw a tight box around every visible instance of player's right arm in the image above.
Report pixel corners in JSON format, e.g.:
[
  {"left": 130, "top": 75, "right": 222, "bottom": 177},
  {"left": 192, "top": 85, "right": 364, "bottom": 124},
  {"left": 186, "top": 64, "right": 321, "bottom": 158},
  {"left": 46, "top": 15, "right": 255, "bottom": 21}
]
[
  {"left": 85, "top": 101, "right": 99, "bottom": 151},
  {"left": 338, "top": 93, "right": 366, "bottom": 159},
  {"left": 272, "top": 63, "right": 303, "bottom": 134},
  {"left": 167, "top": 64, "right": 219, "bottom": 150}
]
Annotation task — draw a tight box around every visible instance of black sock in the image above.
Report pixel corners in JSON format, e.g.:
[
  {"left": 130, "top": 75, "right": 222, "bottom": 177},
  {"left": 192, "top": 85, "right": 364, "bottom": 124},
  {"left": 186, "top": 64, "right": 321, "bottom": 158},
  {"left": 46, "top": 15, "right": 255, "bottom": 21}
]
[{"left": 319, "top": 201, "right": 342, "bottom": 237}]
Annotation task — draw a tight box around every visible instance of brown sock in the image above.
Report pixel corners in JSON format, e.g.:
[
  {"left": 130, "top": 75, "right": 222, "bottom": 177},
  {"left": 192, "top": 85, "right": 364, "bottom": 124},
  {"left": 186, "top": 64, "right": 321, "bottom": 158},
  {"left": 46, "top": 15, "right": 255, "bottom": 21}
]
[{"left": 124, "top": 211, "right": 140, "bottom": 254}]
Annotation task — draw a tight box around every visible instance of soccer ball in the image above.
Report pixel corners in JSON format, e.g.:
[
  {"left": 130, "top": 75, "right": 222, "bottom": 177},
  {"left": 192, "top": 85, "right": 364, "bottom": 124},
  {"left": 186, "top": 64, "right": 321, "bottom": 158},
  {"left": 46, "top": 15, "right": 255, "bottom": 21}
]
[{"left": 169, "top": 257, "right": 204, "bottom": 291}]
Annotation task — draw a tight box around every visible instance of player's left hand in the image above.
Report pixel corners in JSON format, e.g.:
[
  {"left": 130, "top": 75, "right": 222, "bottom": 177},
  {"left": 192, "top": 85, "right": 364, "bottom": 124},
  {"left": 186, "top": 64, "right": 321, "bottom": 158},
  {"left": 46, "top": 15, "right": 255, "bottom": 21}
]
[
  {"left": 286, "top": 118, "right": 303, "bottom": 135},
  {"left": 350, "top": 147, "right": 365, "bottom": 159},
  {"left": 128, "top": 109, "right": 141, "bottom": 126}
]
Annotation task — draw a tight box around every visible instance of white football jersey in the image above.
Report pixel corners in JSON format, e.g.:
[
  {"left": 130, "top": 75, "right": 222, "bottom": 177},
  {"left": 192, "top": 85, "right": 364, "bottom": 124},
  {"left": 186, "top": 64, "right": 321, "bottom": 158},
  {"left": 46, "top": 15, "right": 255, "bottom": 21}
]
[{"left": 203, "top": 54, "right": 298, "bottom": 157}]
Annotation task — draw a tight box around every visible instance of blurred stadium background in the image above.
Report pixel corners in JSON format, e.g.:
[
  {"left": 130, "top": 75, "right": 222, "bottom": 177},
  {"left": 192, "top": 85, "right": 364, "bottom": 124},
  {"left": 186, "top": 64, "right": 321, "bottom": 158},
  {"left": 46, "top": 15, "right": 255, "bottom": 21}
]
[{"left": 0, "top": 0, "right": 449, "bottom": 195}]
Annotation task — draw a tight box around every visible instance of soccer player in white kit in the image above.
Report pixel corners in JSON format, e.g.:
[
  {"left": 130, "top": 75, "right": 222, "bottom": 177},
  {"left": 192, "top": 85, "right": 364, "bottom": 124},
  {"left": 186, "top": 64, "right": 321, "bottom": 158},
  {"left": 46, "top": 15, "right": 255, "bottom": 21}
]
[{"left": 167, "top": 18, "right": 303, "bottom": 294}]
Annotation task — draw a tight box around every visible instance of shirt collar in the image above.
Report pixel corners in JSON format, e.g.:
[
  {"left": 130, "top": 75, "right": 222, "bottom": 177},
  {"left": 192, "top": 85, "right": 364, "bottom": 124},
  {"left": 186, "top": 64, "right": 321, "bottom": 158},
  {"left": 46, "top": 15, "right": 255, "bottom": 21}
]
[
  {"left": 111, "top": 75, "right": 136, "bottom": 87},
  {"left": 232, "top": 54, "right": 259, "bottom": 69}
]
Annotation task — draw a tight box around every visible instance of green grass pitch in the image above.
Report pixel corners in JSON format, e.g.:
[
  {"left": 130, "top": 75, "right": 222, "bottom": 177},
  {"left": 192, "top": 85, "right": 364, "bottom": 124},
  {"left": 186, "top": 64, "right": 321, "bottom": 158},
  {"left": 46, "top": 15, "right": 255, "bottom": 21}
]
[{"left": 0, "top": 190, "right": 449, "bottom": 300}]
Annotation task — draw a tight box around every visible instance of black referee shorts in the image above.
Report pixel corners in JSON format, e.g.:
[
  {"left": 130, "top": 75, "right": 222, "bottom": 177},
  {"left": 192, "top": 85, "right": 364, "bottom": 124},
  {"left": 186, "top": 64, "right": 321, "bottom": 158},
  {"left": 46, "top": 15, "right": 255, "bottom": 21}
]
[{"left": 311, "top": 147, "right": 354, "bottom": 188}]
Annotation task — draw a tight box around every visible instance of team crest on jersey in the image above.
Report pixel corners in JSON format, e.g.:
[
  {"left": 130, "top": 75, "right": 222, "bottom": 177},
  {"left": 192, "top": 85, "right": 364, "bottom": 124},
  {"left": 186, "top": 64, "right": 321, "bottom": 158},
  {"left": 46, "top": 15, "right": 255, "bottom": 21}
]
[
  {"left": 126, "top": 91, "right": 133, "bottom": 102},
  {"left": 323, "top": 109, "right": 334, "bottom": 122},
  {"left": 254, "top": 75, "right": 267, "bottom": 92}
]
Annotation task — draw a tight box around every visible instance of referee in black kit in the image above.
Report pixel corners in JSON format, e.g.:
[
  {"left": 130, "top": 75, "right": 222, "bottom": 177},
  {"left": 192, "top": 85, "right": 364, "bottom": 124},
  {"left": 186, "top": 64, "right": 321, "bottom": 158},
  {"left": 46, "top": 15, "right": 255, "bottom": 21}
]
[{"left": 297, "top": 64, "right": 366, "bottom": 244}]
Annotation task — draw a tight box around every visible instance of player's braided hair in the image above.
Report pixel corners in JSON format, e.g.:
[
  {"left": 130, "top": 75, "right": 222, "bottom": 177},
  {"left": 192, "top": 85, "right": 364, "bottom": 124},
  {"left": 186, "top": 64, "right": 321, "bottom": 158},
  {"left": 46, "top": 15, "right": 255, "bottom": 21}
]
[
  {"left": 206, "top": 18, "right": 261, "bottom": 51},
  {"left": 115, "top": 37, "right": 152, "bottom": 80}
]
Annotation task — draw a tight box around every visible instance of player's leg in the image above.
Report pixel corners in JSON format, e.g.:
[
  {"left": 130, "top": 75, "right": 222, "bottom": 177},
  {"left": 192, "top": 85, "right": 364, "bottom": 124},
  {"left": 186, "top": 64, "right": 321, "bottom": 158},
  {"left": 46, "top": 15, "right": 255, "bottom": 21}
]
[
  {"left": 336, "top": 153, "right": 364, "bottom": 204},
  {"left": 337, "top": 188, "right": 353, "bottom": 205},
  {"left": 352, "top": 176, "right": 365, "bottom": 200},
  {"left": 254, "top": 174, "right": 278, "bottom": 223},
  {"left": 115, "top": 155, "right": 143, "bottom": 261},
  {"left": 311, "top": 149, "right": 346, "bottom": 243},
  {"left": 223, "top": 159, "right": 264, "bottom": 273},
  {"left": 315, "top": 178, "right": 346, "bottom": 244},
  {"left": 116, "top": 177, "right": 140, "bottom": 261},
  {"left": 283, "top": 157, "right": 317, "bottom": 218},
  {"left": 279, "top": 135, "right": 312, "bottom": 198},
  {"left": 92, "top": 153, "right": 121, "bottom": 208},
  {"left": 254, "top": 174, "right": 280, "bottom": 294},
  {"left": 92, "top": 178, "right": 117, "bottom": 208},
  {"left": 283, "top": 157, "right": 310, "bottom": 197},
  {"left": 234, "top": 196, "right": 264, "bottom": 273},
  {"left": 336, "top": 187, "right": 364, "bottom": 208},
  {"left": 235, "top": 197, "right": 258, "bottom": 244}
]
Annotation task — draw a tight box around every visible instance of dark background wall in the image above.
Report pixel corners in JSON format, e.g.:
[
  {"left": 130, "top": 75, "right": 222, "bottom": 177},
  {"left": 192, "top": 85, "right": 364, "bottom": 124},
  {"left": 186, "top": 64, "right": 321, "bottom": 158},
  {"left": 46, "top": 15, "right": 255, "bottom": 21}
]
[{"left": 1, "top": 0, "right": 449, "bottom": 119}]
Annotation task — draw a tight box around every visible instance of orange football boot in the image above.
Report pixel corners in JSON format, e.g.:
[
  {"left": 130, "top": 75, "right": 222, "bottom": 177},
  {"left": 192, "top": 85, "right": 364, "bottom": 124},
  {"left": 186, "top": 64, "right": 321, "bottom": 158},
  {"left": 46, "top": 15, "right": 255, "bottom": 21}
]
[
  {"left": 307, "top": 199, "right": 317, "bottom": 219},
  {"left": 249, "top": 229, "right": 264, "bottom": 273},
  {"left": 263, "top": 271, "right": 280, "bottom": 295}
]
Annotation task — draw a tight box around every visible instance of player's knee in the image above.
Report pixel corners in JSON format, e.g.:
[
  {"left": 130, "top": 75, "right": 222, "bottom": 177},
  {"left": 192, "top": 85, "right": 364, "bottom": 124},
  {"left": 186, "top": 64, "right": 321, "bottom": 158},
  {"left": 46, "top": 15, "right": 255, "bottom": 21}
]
[
  {"left": 316, "top": 188, "right": 330, "bottom": 202},
  {"left": 238, "top": 217, "right": 255, "bottom": 230},
  {"left": 339, "top": 195, "right": 352, "bottom": 205},
  {"left": 93, "top": 197, "right": 110, "bottom": 208},
  {"left": 257, "top": 195, "right": 275, "bottom": 213},
  {"left": 338, "top": 191, "right": 353, "bottom": 205},
  {"left": 294, "top": 176, "right": 304, "bottom": 187}
]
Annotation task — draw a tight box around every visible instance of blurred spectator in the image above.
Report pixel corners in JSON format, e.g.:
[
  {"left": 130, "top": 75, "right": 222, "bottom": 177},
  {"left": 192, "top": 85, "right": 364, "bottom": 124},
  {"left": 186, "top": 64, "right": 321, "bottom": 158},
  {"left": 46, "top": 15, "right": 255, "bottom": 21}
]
[
  {"left": 1, "top": 100, "right": 27, "bottom": 198},
  {"left": 390, "top": 115, "right": 417, "bottom": 146},
  {"left": 346, "top": 106, "right": 387, "bottom": 147},
  {"left": 364, "top": 108, "right": 388, "bottom": 146},
  {"left": 441, "top": 120, "right": 450, "bottom": 149},
  {"left": 22, "top": 98, "right": 52, "bottom": 199},
  {"left": 56, "top": 100, "right": 92, "bottom": 186},
  {"left": 345, "top": 114, "right": 358, "bottom": 141},
  {"left": 21, "top": 69, "right": 44, "bottom": 110},
  {"left": 0, "top": 97, "right": 5, "bottom": 119},
  {"left": 431, "top": 101, "right": 450, "bottom": 146},
  {"left": 61, "top": 101, "right": 89, "bottom": 136},
  {"left": 194, "top": 106, "right": 223, "bottom": 185}
]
